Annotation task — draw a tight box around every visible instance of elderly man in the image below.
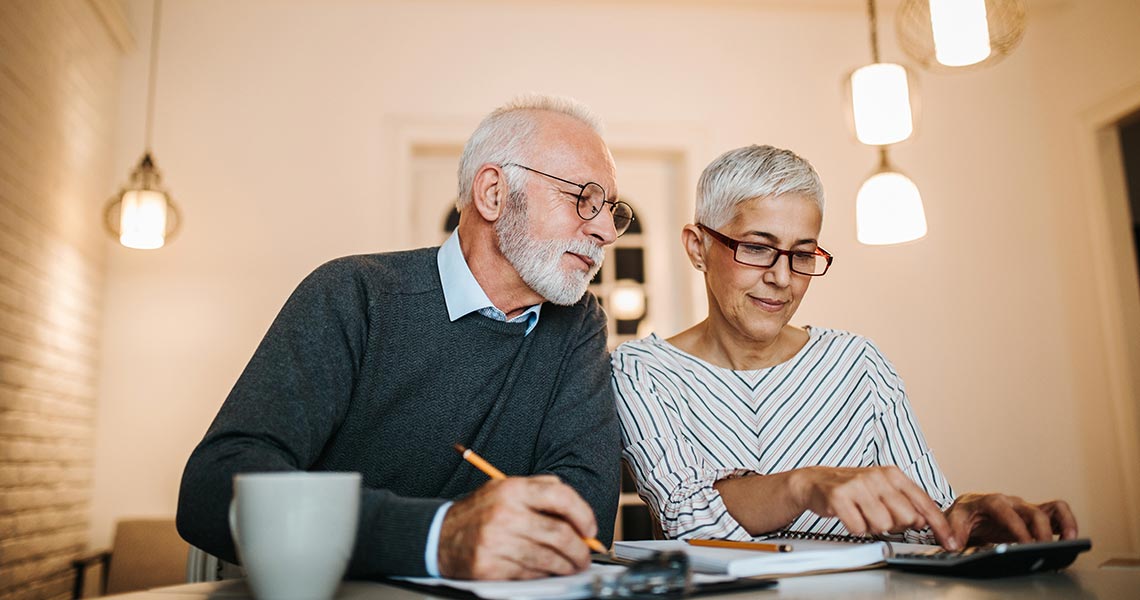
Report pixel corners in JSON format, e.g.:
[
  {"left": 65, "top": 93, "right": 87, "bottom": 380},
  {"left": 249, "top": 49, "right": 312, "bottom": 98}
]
[{"left": 177, "top": 95, "right": 633, "bottom": 580}]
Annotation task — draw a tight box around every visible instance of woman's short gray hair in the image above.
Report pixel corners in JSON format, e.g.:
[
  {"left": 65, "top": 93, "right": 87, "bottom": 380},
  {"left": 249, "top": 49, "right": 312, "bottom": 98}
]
[
  {"left": 456, "top": 94, "right": 603, "bottom": 210},
  {"left": 695, "top": 145, "right": 825, "bottom": 229}
]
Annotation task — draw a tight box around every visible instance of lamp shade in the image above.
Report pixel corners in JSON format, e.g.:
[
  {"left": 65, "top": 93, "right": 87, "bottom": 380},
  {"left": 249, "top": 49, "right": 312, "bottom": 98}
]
[
  {"left": 104, "top": 152, "right": 181, "bottom": 249},
  {"left": 931, "top": 0, "right": 991, "bottom": 66},
  {"left": 896, "top": 0, "right": 1026, "bottom": 71},
  {"left": 849, "top": 63, "right": 914, "bottom": 146},
  {"left": 856, "top": 170, "right": 927, "bottom": 245},
  {"left": 119, "top": 189, "right": 169, "bottom": 249},
  {"left": 609, "top": 280, "right": 647, "bottom": 321}
]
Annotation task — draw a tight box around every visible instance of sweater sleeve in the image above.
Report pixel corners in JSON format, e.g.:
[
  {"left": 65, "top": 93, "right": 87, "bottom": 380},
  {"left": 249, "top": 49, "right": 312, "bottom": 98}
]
[
  {"left": 531, "top": 296, "right": 621, "bottom": 546},
  {"left": 862, "top": 339, "right": 956, "bottom": 544},
  {"left": 611, "top": 345, "right": 754, "bottom": 540},
  {"left": 175, "top": 259, "right": 445, "bottom": 577}
]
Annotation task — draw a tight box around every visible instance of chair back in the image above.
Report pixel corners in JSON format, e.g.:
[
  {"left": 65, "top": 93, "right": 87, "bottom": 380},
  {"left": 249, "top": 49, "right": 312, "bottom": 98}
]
[{"left": 104, "top": 519, "right": 189, "bottom": 594}]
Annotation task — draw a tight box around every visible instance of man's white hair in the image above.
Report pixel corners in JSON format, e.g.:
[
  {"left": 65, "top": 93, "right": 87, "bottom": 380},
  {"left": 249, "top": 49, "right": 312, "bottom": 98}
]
[
  {"left": 695, "top": 145, "right": 825, "bottom": 229},
  {"left": 456, "top": 94, "right": 603, "bottom": 210}
]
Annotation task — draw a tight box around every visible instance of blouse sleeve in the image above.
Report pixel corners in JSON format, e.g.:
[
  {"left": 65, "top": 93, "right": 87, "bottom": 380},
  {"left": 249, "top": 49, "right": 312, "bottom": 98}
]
[
  {"left": 862, "top": 339, "right": 957, "bottom": 543},
  {"left": 611, "top": 345, "right": 754, "bottom": 540}
]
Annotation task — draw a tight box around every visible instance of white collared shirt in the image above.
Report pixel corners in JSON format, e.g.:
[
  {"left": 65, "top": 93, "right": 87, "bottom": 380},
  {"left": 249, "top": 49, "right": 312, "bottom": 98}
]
[{"left": 437, "top": 230, "right": 541, "bottom": 335}]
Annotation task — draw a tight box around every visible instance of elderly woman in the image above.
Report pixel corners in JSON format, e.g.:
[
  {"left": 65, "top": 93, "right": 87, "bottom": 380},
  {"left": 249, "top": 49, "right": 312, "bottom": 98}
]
[{"left": 612, "top": 145, "right": 1078, "bottom": 550}]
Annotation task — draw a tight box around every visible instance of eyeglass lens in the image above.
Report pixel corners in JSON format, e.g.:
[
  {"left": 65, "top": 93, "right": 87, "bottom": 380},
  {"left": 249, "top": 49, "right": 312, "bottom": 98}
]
[
  {"left": 736, "top": 245, "right": 828, "bottom": 275},
  {"left": 576, "top": 182, "right": 633, "bottom": 236}
]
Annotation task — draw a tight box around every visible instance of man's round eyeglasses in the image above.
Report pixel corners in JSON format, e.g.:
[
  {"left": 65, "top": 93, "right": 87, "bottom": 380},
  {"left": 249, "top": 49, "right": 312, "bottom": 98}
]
[
  {"left": 697, "top": 224, "right": 834, "bottom": 276},
  {"left": 502, "top": 163, "right": 635, "bottom": 237}
]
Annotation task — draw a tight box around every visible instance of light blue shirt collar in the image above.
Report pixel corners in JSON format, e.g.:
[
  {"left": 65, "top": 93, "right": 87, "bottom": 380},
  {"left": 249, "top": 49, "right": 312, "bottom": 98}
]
[{"left": 437, "top": 231, "right": 541, "bottom": 335}]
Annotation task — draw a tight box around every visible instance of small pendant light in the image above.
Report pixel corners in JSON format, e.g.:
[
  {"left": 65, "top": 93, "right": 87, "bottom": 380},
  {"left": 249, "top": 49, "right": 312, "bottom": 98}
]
[{"left": 104, "top": 0, "right": 181, "bottom": 250}]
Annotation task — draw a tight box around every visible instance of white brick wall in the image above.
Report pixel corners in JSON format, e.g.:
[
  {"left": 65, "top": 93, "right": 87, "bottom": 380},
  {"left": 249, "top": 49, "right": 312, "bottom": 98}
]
[{"left": 0, "top": 1, "right": 126, "bottom": 598}]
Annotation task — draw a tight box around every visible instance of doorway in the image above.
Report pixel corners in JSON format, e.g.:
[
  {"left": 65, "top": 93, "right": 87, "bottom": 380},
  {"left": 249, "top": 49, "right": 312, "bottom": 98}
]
[{"left": 1117, "top": 112, "right": 1140, "bottom": 289}]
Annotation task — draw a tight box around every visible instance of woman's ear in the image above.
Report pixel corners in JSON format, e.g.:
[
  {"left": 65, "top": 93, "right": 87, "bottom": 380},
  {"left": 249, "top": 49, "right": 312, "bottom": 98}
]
[
  {"left": 681, "top": 225, "right": 707, "bottom": 272},
  {"left": 471, "top": 164, "right": 506, "bottom": 222}
]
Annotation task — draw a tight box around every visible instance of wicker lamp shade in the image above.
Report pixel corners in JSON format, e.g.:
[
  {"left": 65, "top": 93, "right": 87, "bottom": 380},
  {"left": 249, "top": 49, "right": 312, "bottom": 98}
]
[{"left": 896, "top": 0, "right": 1027, "bottom": 71}]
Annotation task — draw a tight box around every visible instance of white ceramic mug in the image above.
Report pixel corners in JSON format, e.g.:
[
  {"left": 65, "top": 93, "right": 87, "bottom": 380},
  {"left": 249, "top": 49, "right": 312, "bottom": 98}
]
[{"left": 230, "top": 472, "right": 361, "bottom": 600}]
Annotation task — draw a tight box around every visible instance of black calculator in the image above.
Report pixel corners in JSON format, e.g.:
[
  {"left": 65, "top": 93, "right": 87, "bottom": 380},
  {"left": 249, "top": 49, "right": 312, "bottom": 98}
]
[{"left": 886, "top": 538, "right": 1092, "bottom": 578}]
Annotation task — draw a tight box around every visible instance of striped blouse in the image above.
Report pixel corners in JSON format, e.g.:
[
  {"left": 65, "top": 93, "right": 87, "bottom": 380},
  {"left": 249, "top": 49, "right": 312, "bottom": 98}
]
[{"left": 611, "top": 327, "right": 955, "bottom": 542}]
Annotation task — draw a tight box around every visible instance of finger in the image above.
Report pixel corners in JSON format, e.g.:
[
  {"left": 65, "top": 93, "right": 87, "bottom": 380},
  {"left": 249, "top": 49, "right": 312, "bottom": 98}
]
[
  {"left": 882, "top": 470, "right": 955, "bottom": 548},
  {"left": 507, "top": 535, "right": 585, "bottom": 577},
  {"left": 945, "top": 504, "right": 975, "bottom": 550},
  {"left": 498, "top": 559, "right": 549, "bottom": 581},
  {"left": 987, "top": 498, "right": 1034, "bottom": 543},
  {"left": 512, "top": 513, "right": 591, "bottom": 573},
  {"left": 855, "top": 494, "right": 897, "bottom": 535},
  {"left": 1042, "top": 500, "right": 1079, "bottom": 539},
  {"left": 1015, "top": 503, "right": 1054, "bottom": 542},
  {"left": 878, "top": 492, "right": 925, "bottom": 532},
  {"left": 866, "top": 473, "right": 932, "bottom": 535},
  {"left": 515, "top": 478, "right": 598, "bottom": 539},
  {"left": 830, "top": 495, "right": 869, "bottom": 536}
]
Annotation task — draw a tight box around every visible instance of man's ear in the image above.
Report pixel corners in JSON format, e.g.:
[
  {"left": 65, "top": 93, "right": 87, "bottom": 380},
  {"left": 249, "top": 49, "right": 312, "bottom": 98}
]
[
  {"left": 681, "top": 225, "right": 708, "bottom": 272},
  {"left": 471, "top": 164, "right": 506, "bottom": 222}
]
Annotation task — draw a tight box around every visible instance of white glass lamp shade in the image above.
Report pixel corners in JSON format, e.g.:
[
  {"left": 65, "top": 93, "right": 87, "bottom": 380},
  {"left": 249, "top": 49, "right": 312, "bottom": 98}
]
[
  {"left": 119, "top": 189, "right": 169, "bottom": 249},
  {"left": 850, "top": 63, "right": 914, "bottom": 146},
  {"left": 609, "top": 280, "right": 647, "bottom": 321},
  {"left": 931, "top": 0, "right": 991, "bottom": 67},
  {"left": 856, "top": 171, "right": 928, "bottom": 245}
]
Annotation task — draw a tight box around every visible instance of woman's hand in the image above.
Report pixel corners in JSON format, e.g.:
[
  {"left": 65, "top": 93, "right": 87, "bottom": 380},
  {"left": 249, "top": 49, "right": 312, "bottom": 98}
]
[
  {"left": 790, "top": 466, "right": 959, "bottom": 549},
  {"left": 715, "top": 466, "right": 960, "bottom": 548},
  {"left": 945, "top": 493, "right": 1078, "bottom": 546}
]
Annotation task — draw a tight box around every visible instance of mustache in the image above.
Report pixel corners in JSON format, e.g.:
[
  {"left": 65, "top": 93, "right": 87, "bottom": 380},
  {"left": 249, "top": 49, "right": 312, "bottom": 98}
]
[{"left": 562, "top": 239, "right": 605, "bottom": 267}]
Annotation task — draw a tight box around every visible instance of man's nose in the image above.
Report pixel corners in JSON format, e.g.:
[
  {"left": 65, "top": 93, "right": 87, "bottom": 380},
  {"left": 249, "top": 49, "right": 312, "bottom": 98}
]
[{"left": 583, "top": 209, "right": 618, "bottom": 246}]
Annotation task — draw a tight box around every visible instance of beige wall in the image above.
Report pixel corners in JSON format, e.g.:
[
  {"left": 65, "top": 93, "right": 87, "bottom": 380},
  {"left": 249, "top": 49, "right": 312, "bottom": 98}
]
[
  {"left": 92, "top": 0, "right": 1140, "bottom": 566},
  {"left": 0, "top": 1, "right": 126, "bottom": 597}
]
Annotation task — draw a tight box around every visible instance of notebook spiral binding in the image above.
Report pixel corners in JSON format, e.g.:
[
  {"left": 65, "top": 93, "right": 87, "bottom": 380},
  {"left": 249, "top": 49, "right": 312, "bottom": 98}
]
[{"left": 765, "top": 529, "right": 879, "bottom": 544}]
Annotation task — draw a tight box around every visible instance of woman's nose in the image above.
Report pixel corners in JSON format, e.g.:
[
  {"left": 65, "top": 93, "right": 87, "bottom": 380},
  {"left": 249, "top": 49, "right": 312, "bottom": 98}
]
[{"left": 763, "top": 254, "right": 793, "bottom": 287}]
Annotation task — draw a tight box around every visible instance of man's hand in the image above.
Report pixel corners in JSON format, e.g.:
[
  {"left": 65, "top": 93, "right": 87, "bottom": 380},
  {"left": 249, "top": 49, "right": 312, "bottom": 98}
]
[
  {"left": 792, "top": 466, "right": 959, "bottom": 549},
  {"left": 945, "top": 493, "right": 1078, "bottom": 546},
  {"left": 437, "top": 475, "right": 598, "bottom": 580}
]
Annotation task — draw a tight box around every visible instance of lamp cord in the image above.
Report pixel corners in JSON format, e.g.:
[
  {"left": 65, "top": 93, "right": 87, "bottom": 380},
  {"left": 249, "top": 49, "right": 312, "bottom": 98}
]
[
  {"left": 866, "top": 0, "right": 880, "bottom": 64},
  {"left": 144, "top": 0, "right": 163, "bottom": 153}
]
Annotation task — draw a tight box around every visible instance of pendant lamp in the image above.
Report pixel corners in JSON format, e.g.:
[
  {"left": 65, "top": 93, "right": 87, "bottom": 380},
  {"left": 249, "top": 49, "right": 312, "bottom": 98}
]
[
  {"left": 848, "top": 0, "right": 915, "bottom": 146},
  {"left": 104, "top": 0, "right": 180, "bottom": 250},
  {"left": 896, "top": 0, "right": 1027, "bottom": 70},
  {"left": 856, "top": 148, "right": 928, "bottom": 245}
]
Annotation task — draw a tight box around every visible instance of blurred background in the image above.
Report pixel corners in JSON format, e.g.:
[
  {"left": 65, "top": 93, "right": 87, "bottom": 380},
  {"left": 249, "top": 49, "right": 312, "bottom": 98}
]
[{"left": 2, "top": 0, "right": 1139, "bottom": 597}]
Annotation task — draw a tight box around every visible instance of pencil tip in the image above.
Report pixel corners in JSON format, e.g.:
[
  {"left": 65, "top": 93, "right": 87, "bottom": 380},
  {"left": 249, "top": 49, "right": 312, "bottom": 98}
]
[{"left": 453, "top": 443, "right": 467, "bottom": 454}]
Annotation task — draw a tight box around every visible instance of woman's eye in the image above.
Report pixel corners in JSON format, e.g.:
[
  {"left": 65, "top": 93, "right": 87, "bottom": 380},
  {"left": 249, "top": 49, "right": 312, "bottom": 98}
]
[{"left": 740, "top": 244, "right": 774, "bottom": 257}]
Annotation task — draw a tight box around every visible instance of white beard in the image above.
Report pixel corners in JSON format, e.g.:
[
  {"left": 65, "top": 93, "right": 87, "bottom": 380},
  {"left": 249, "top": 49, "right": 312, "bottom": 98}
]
[{"left": 495, "top": 190, "right": 605, "bottom": 305}]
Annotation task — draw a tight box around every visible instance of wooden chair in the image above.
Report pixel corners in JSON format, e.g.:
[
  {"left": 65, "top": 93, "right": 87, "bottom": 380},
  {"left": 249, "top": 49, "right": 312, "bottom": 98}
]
[{"left": 72, "top": 518, "right": 188, "bottom": 598}]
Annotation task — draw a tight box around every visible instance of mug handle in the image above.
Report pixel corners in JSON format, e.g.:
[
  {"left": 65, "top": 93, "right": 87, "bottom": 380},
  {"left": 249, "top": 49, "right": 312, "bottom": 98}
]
[{"left": 228, "top": 497, "right": 241, "bottom": 547}]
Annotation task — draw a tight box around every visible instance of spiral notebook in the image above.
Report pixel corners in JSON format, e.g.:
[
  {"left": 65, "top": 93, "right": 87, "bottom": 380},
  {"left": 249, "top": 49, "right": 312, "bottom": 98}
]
[
  {"left": 612, "top": 533, "right": 889, "bottom": 578},
  {"left": 758, "top": 530, "right": 1093, "bottom": 578}
]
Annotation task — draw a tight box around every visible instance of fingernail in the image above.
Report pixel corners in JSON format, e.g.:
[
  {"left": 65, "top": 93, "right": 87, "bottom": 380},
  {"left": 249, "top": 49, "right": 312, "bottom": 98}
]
[{"left": 946, "top": 537, "right": 960, "bottom": 551}]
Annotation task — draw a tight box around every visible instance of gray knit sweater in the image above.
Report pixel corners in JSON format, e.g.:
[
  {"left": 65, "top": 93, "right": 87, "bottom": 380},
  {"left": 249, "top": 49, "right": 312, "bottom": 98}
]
[{"left": 175, "top": 248, "right": 620, "bottom": 577}]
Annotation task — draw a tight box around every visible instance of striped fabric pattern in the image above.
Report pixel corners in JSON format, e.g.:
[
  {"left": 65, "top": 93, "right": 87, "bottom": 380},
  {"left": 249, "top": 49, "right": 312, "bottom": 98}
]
[{"left": 611, "top": 327, "right": 955, "bottom": 542}]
